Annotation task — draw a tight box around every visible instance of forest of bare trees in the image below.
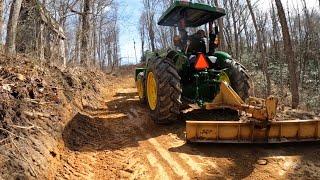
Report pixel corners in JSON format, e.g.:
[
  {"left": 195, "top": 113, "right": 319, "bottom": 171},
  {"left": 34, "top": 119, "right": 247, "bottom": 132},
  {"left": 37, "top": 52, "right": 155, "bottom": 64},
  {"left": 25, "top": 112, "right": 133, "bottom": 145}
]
[
  {"left": 1, "top": 0, "right": 120, "bottom": 69},
  {"left": 139, "top": 0, "right": 320, "bottom": 110}
]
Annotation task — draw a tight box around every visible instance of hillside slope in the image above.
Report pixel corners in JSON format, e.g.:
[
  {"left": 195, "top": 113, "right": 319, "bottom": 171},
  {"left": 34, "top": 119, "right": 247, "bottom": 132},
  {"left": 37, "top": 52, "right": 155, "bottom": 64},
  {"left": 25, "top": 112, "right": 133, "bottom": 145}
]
[{"left": 0, "top": 54, "right": 113, "bottom": 178}]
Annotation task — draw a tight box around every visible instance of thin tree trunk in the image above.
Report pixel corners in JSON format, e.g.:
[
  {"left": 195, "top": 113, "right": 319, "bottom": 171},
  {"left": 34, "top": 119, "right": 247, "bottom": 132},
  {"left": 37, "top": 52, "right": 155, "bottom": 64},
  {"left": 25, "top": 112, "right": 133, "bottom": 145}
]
[
  {"left": 60, "top": 38, "right": 66, "bottom": 66},
  {"left": 148, "top": 14, "right": 155, "bottom": 51},
  {"left": 318, "top": 55, "right": 320, "bottom": 87},
  {"left": 5, "top": 0, "right": 23, "bottom": 56},
  {"left": 39, "top": 23, "right": 45, "bottom": 61},
  {"left": 145, "top": 0, "right": 155, "bottom": 52},
  {"left": 275, "top": 0, "right": 299, "bottom": 108},
  {"left": 242, "top": 13, "right": 251, "bottom": 53},
  {"left": 98, "top": 13, "right": 103, "bottom": 65},
  {"left": 246, "top": 0, "right": 262, "bottom": 53},
  {"left": 139, "top": 15, "right": 145, "bottom": 59},
  {"left": 246, "top": 0, "right": 271, "bottom": 96},
  {"left": 80, "top": 0, "right": 91, "bottom": 66},
  {"left": 107, "top": 41, "right": 112, "bottom": 67},
  {"left": 223, "top": 0, "right": 233, "bottom": 53},
  {"left": 214, "top": 0, "right": 225, "bottom": 50},
  {"left": 75, "top": 19, "right": 81, "bottom": 64},
  {"left": 113, "top": 29, "right": 119, "bottom": 67},
  {"left": 229, "top": 0, "right": 239, "bottom": 59},
  {"left": 92, "top": 2, "right": 97, "bottom": 66},
  {"left": 0, "top": 0, "right": 4, "bottom": 46}
]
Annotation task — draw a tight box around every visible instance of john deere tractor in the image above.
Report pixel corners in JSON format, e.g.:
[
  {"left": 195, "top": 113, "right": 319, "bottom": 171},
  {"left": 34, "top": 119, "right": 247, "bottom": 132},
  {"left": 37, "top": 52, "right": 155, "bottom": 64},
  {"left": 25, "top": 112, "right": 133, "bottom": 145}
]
[{"left": 135, "top": 1, "right": 320, "bottom": 143}]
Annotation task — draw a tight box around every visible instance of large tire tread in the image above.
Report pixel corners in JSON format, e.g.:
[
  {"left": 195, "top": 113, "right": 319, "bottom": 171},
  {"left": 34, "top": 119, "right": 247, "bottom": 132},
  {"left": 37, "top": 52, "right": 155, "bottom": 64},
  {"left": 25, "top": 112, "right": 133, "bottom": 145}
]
[
  {"left": 225, "top": 59, "right": 251, "bottom": 101},
  {"left": 146, "top": 57, "right": 182, "bottom": 124}
]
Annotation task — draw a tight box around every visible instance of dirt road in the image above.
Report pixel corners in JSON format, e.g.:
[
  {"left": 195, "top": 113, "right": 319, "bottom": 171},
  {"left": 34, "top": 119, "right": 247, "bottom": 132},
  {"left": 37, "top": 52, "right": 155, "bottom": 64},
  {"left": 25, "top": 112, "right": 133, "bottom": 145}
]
[{"left": 56, "top": 76, "right": 320, "bottom": 179}]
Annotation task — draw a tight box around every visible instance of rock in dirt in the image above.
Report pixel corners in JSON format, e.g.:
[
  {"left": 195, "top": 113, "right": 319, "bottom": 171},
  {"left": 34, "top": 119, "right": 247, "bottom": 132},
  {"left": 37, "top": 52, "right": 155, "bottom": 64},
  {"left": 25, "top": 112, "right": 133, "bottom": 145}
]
[{"left": 257, "top": 159, "right": 268, "bottom": 165}]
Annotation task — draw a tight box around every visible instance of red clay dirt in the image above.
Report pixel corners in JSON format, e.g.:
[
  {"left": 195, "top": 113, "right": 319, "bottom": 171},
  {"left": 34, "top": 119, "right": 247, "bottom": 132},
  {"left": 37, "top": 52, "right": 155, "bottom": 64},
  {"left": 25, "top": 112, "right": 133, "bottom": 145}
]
[{"left": 57, "top": 76, "right": 320, "bottom": 179}]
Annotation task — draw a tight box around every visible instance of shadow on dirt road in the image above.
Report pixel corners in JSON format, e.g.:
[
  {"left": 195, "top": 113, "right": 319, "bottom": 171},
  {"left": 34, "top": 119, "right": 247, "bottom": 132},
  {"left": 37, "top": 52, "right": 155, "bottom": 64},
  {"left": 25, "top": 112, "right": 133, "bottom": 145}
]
[
  {"left": 62, "top": 91, "right": 185, "bottom": 152},
  {"left": 63, "top": 91, "right": 142, "bottom": 152}
]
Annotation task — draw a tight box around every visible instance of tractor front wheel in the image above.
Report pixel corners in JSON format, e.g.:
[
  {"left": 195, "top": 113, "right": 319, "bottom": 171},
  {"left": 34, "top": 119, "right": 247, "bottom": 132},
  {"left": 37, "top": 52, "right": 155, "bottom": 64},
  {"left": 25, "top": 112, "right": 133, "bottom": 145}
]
[
  {"left": 136, "top": 72, "right": 146, "bottom": 103},
  {"left": 146, "top": 58, "right": 182, "bottom": 124}
]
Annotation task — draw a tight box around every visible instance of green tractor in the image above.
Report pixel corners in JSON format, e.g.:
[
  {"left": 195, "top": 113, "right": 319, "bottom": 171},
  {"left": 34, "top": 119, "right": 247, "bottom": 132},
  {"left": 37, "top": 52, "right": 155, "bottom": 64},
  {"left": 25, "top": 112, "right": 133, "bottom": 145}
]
[{"left": 135, "top": 1, "right": 320, "bottom": 143}]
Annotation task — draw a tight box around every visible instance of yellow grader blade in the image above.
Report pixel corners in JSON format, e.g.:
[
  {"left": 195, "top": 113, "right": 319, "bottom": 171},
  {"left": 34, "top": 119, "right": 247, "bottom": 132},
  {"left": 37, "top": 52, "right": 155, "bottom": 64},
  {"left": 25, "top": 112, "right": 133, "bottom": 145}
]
[
  {"left": 186, "top": 120, "right": 320, "bottom": 143},
  {"left": 186, "top": 82, "right": 320, "bottom": 143}
]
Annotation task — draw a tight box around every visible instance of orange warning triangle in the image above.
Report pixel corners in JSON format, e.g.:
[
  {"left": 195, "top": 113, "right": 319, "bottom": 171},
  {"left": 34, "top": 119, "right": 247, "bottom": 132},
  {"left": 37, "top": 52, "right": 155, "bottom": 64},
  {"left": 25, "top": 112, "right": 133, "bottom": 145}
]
[{"left": 195, "top": 53, "right": 209, "bottom": 70}]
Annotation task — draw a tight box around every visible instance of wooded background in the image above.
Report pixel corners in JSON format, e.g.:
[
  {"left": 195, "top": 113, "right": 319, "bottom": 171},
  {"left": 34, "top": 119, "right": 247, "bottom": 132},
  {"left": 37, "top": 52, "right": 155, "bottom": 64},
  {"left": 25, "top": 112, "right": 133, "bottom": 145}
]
[
  {"left": 2, "top": 0, "right": 119, "bottom": 69},
  {"left": 1, "top": 0, "right": 320, "bottom": 110},
  {"left": 138, "top": 0, "right": 320, "bottom": 110}
]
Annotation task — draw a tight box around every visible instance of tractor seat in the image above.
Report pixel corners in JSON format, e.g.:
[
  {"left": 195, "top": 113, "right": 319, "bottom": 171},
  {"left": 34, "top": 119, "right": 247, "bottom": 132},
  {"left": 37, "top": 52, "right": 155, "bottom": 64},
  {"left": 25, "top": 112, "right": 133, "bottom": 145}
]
[{"left": 187, "top": 35, "right": 206, "bottom": 54}]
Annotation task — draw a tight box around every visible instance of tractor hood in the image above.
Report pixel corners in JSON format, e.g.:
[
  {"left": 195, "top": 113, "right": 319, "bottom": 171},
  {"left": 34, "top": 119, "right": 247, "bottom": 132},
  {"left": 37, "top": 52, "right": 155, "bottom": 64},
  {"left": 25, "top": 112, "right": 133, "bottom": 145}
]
[{"left": 158, "top": 1, "right": 226, "bottom": 27}]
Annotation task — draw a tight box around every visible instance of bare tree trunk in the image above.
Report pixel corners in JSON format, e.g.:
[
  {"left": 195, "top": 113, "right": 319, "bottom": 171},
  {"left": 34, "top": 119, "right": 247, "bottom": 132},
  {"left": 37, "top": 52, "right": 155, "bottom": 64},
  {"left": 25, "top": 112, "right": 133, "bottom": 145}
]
[
  {"left": 98, "top": 12, "right": 103, "bottom": 64},
  {"left": 271, "top": 2, "right": 284, "bottom": 98},
  {"left": 80, "top": 0, "right": 91, "bottom": 66},
  {"left": 107, "top": 41, "right": 112, "bottom": 67},
  {"left": 113, "top": 28, "right": 119, "bottom": 67},
  {"left": 144, "top": 0, "right": 156, "bottom": 52},
  {"left": 229, "top": 0, "right": 239, "bottom": 59},
  {"left": 275, "top": 0, "right": 299, "bottom": 108},
  {"left": 0, "top": 0, "right": 4, "bottom": 46},
  {"left": 246, "top": 0, "right": 262, "bottom": 53},
  {"left": 139, "top": 14, "right": 146, "bottom": 59},
  {"left": 318, "top": 55, "right": 320, "bottom": 87},
  {"left": 92, "top": 2, "right": 97, "bottom": 66},
  {"left": 5, "top": 0, "right": 23, "bottom": 56},
  {"left": 214, "top": 0, "right": 225, "bottom": 50},
  {"left": 147, "top": 14, "right": 155, "bottom": 51},
  {"left": 242, "top": 13, "right": 251, "bottom": 53},
  {"left": 223, "top": 0, "right": 233, "bottom": 53},
  {"left": 246, "top": 0, "right": 271, "bottom": 96},
  {"left": 39, "top": 23, "right": 45, "bottom": 61}
]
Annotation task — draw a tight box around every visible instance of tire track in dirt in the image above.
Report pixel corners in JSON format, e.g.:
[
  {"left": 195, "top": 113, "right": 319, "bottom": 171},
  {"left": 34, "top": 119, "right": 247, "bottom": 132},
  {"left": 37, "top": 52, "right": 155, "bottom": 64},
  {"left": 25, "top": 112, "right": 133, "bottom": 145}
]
[
  {"left": 178, "top": 153, "right": 203, "bottom": 174},
  {"left": 57, "top": 152, "right": 97, "bottom": 180},
  {"left": 134, "top": 119, "right": 189, "bottom": 179},
  {"left": 159, "top": 132, "right": 227, "bottom": 178},
  {"left": 146, "top": 136, "right": 190, "bottom": 179},
  {"left": 164, "top": 134, "right": 226, "bottom": 177},
  {"left": 146, "top": 153, "right": 170, "bottom": 180},
  {"left": 126, "top": 105, "right": 193, "bottom": 179},
  {"left": 127, "top": 100, "right": 224, "bottom": 179}
]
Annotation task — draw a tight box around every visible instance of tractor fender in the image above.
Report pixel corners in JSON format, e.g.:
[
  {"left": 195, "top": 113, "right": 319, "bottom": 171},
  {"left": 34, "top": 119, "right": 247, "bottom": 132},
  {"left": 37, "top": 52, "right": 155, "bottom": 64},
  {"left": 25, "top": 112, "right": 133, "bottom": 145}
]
[{"left": 214, "top": 51, "right": 232, "bottom": 64}]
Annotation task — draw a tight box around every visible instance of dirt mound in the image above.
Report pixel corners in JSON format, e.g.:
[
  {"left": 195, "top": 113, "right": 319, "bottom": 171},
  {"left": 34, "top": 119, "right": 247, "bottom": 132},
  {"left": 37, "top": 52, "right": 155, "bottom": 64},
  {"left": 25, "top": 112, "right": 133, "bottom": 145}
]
[{"left": 0, "top": 54, "right": 112, "bottom": 179}]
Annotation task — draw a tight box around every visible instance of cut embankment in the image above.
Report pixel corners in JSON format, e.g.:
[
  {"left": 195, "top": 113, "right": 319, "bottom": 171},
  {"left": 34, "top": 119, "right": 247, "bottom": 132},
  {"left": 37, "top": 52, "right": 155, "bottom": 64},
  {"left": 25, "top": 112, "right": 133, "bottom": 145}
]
[{"left": 0, "top": 54, "right": 130, "bottom": 179}]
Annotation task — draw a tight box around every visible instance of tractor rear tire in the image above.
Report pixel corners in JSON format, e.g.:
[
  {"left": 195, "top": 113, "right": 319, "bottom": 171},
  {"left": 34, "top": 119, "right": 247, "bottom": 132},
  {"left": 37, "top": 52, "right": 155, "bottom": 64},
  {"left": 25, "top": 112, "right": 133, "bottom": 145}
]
[
  {"left": 146, "top": 58, "right": 182, "bottom": 124},
  {"left": 225, "top": 59, "right": 251, "bottom": 101}
]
